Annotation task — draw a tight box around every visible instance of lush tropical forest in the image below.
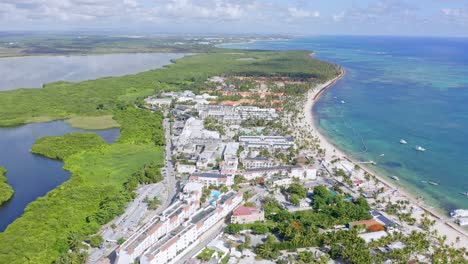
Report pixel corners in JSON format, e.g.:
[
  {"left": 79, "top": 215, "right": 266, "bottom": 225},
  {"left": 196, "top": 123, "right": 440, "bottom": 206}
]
[
  {"left": 0, "top": 108, "right": 165, "bottom": 263},
  {"left": 0, "top": 166, "right": 14, "bottom": 206}
]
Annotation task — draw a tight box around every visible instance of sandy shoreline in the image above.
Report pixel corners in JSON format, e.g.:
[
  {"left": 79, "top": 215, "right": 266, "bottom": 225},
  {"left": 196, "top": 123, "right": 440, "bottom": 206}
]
[{"left": 301, "top": 68, "right": 468, "bottom": 247}]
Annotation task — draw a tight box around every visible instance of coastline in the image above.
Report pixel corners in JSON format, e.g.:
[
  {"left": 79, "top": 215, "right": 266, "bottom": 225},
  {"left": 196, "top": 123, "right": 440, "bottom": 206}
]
[{"left": 300, "top": 69, "right": 468, "bottom": 247}]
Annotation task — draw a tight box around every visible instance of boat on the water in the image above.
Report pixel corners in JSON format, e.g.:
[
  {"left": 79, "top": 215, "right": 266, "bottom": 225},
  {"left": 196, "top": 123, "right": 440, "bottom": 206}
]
[
  {"left": 400, "top": 139, "right": 408, "bottom": 144},
  {"left": 340, "top": 100, "right": 346, "bottom": 104},
  {"left": 415, "top": 146, "right": 426, "bottom": 152},
  {"left": 450, "top": 209, "right": 468, "bottom": 218},
  {"left": 428, "top": 181, "right": 439, "bottom": 186},
  {"left": 390, "top": 176, "right": 400, "bottom": 181},
  {"left": 460, "top": 192, "right": 468, "bottom": 196}
]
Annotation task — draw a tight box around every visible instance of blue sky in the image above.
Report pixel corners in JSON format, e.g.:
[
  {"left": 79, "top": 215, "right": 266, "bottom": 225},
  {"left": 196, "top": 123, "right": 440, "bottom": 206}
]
[{"left": 1, "top": 0, "right": 467, "bottom": 36}]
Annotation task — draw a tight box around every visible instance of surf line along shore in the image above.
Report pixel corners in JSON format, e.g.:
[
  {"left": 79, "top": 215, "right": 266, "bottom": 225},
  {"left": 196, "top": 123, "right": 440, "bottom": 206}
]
[{"left": 296, "top": 67, "right": 468, "bottom": 248}]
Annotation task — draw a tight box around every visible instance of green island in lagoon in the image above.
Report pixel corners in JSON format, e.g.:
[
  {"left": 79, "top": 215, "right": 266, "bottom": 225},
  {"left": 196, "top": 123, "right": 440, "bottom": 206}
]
[{"left": 0, "top": 166, "right": 14, "bottom": 206}]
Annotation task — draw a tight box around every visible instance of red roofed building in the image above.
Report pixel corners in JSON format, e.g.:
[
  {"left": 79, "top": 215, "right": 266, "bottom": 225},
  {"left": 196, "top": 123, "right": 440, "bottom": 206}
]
[{"left": 231, "top": 206, "right": 265, "bottom": 224}]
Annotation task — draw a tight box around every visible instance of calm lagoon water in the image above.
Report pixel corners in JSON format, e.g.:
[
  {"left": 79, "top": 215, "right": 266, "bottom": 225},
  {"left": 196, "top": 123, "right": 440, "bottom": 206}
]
[
  {"left": 223, "top": 36, "right": 468, "bottom": 213},
  {"left": 0, "top": 53, "right": 186, "bottom": 91},
  {"left": 0, "top": 121, "right": 120, "bottom": 231}
]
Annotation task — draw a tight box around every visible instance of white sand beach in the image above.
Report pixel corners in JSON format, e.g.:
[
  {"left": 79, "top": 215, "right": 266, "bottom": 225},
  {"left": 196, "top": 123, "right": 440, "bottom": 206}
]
[{"left": 295, "top": 69, "right": 468, "bottom": 248}]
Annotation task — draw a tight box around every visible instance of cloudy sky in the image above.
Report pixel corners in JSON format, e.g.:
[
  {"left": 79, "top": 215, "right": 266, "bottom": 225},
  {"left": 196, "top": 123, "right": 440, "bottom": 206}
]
[{"left": 1, "top": 0, "right": 468, "bottom": 36}]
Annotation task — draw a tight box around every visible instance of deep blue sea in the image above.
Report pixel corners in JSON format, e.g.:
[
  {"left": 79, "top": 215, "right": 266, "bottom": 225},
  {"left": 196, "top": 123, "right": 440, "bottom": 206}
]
[{"left": 223, "top": 36, "right": 468, "bottom": 213}]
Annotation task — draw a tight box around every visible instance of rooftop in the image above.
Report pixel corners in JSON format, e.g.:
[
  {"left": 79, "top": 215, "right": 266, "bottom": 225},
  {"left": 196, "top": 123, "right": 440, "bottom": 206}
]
[
  {"left": 233, "top": 206, "right": 262, "bottom": 216},
  {"left": 244, "top": 165, "right": 301, "bottom": 173},
  {"left": 191, "top": 172, "right": 228, "bottom": 179}
]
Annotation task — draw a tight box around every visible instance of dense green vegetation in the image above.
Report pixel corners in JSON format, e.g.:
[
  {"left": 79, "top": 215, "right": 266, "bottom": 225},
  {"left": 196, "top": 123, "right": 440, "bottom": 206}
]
[
  {"left": 0, "top": 109, "right": 164, "bottom": 263},
  {"left": 31, "top": 133, "right": 106, "bottom": 160},
  {"left": 224, "top": 186, "right": 373, "bottom": 262},
  {"left": 0, "top": 51, "right": 339, "bottom": 127},
  {"left": 114, "top": 108, "right": 165, "bottom": 145},
  {"left": 0, "top": 166, "right": 14, "bottom": 206}
]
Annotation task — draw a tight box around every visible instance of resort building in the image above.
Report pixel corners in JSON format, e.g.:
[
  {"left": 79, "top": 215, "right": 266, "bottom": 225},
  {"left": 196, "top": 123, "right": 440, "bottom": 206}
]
[
  {"left": 196, "top": 105, "right": 278, "bottom": 124},
  {"left": 270, "top": 177, "right": 293, "bottom": 187},
  {"left": 240, "top": 157, "right": 276, "bottom": 169},
  {"left": 220, "top": 142, "right": 239, "bottom": 176},
  {"left": 189, "top": 172, "right": 234, "bottom": 187},
  {"left": 139, "top": 191, "right": 243, "bottom": 264},
  {"left": 115, "top": 182, "right": 204, "bottom": 264},
  {"left": 231, "top": 206, "right": 265, "bottom": 224},
  {"left": 239, "top": 135, "right": 296, "bottom": 150},
  {"left": 242, "top": 166, "right": 317, "bottom": 181},
  {"left": 176, "top": 163, "right": 196, "bottom": 174},
  {"left": 175, "top": 117, "right": 221, "bottom": 149},
  {"left": 196, "top": 143, "right": 224, "bottom": 170},
  {"left": 145, "top": 97, "right": 173, "bottom": 108},
  {"left": 116, "top": 184, "right": 242, "bottom": 264}
]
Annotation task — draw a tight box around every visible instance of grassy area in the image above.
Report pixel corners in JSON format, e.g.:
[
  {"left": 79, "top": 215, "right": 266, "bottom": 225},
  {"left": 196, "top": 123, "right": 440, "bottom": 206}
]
[
  {"left": 0, "top": 167, "right": 14, "bottom": 206},
  {"left": 0, "top": 50, "right": 339, "bottom": 127},
  {"left": 31, "top": 132, "right": 106, "bottom": 160},
  {"left": 66, "top": 115, "right": 120, "bottom": 130},
  {"left": 0, "top": 108, "right": 165, "bottom": 263}
]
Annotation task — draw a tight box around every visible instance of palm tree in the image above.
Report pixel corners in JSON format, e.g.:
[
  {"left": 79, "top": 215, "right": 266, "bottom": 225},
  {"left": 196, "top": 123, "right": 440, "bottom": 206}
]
[{"left": 67, "top": 233, "right": 83, "bottom": 251}]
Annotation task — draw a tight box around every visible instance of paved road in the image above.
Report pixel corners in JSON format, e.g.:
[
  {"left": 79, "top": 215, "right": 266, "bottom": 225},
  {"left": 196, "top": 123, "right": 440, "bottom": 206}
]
[
  {"left": 87, "top": 116, "right": 178, "bottom": 264},
  {"left": 162, "top": 117, "right": 177, "bottom": 209}
]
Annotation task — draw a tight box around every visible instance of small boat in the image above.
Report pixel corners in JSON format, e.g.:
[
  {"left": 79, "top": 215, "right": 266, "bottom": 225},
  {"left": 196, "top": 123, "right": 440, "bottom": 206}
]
[
  {"left": 391, "top": 176, "right": 400, "bottom": 181},
  {"left": 460, "top": 192, "right": 468, "bottom": 196},
  {"left": 340, "top": 100, "right": 346, "bottom": 104},
  {"left": 400, "top": 139, "right": 408, "bottom": 144},
  {"left": 379, "top": 153, "right": 385, "bottom": 157},
  {"left": 415, "top": 146, "right": 426, "bottom": 152},
  {"left": 450, "top": 209, "right": 468, "bottom": 218},
  {"left": 428, "top": 181, "right": 439, "bottom": 186}
]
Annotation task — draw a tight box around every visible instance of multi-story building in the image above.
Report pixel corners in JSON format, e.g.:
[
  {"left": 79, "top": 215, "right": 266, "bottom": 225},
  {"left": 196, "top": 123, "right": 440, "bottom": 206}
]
[
  {"left": 139, "top": 191, "right": 243, "bottom": 264},
  {"left": 243, "top": 166, "right": 317, "bottom": 181},
  {"left": 231, "top": 206, "right": 265, "bottom": 224},
  {"left": 196, "top": 105, "right": 278, "bottom": 124},
  {"left": 116, "top": 182, "right": 203, "bottom": 264},
  {"left": 239, "top": 135, "right": 296, "bottom": 150},
  {"left": 189, "top": 172, "right": 234, "bottom": 187},
  {"left": 220, "top": 142, "right": 239, "bottom": 176},
  {"left": 175, "top": 117, "right": 221, "bottom": 149},
  {"left": 240, "top": 157, "right": 276, "bottom": 169}
]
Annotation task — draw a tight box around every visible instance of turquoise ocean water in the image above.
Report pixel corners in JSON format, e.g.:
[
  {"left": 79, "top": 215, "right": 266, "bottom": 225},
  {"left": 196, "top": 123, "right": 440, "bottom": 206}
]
[{"left": 223, "top": 36, "right": 468, "bottom": 213}]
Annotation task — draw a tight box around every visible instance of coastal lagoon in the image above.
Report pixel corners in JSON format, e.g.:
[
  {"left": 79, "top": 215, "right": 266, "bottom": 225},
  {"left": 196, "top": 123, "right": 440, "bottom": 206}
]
[
  {"left": 0, "top": 53, "right": 186, "bottom": 91},
  {"left": 0, "top": 121, "right": 120, "bottom": 231},
  {"left": 224, "top": 37, "right": 468, "bottom": 212},
  {"left": 0, "top": 52, "right": 188, "bottom": 230}
]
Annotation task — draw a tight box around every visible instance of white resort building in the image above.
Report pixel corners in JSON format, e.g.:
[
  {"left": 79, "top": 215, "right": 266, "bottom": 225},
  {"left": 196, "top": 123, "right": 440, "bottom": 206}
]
[{"left": 115, "top": 182, "right": 242, "bottom": 264}]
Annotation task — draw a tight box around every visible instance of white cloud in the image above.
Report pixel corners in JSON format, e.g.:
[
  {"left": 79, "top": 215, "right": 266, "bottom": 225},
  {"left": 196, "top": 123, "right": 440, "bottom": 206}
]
[
  {"left": 150, "top": 0, "right": 259, "bottom": 20},
  {"left": 440, "top": 7, "right": 468, "bottom": 25},
  {"left": 332, "top": 11, "right": 345, "bottom": 22},
  {"left": 287, "top": 7, "right": 319, "bottom": 19}
]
